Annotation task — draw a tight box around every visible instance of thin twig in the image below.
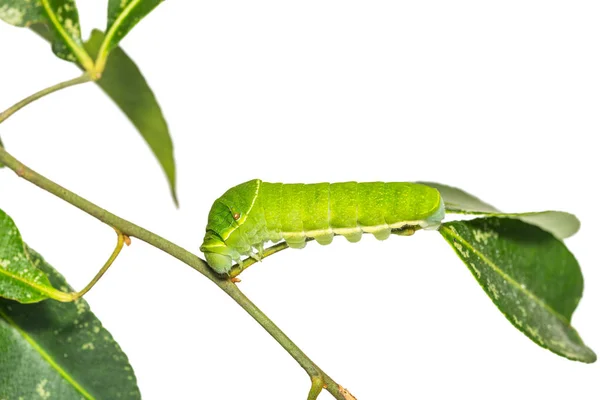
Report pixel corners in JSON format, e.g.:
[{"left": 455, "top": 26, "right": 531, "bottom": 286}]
[
  {"left": 36, "top": 228, "right": 127, "bottom": 302},
  {"left": 0, "top": 146, "right": 353, "bottom": 399},
  {"left": 68, "top": 229, "right": 127, "bottom": 301},
  {"left": 0, "top": 74, "right": 92, "bottom": 125},
  {"left": 229, "top": 241, "right": 292, "bottom": 278},
  {"left": 308, "top": 375, "right": 325, "bottom": 400}
]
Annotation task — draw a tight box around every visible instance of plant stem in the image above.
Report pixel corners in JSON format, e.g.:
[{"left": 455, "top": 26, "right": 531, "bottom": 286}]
[
  {"left": 69, "top": 229, "right": 126, "bottom": 301},
  {"left": 0, "top": 74, "right": 92, "bottom": 125},
  {"left": 0, "top": 146, "right": 354, "bottom": 400},
  {"left": 19, "top": 229, "right": 127, "bottom": 303},
  {"left": 309, "top": 376, "right": 325, "bottom": 400},
  {"left": 229, "top": 241, "right": 291, "bottom": 278}
]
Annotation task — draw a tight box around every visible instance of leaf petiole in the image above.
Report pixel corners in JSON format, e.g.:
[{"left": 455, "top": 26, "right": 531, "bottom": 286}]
[
  {"left": 0, "top": 73, "right": 93, "bottom": 125},
  {"left": 38, "top": 228, "right": 127, "bottom": 303},
  {"left": 67, "top": 229, "right": 128, "bottom": 301},
  {"left": 308, "top": 375, "right": 325, "bottom": 400}
]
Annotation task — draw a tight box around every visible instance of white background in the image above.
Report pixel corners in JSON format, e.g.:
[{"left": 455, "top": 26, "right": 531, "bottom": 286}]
[{"left": 1, "top": 1, "right": 599, "bottom": 399}]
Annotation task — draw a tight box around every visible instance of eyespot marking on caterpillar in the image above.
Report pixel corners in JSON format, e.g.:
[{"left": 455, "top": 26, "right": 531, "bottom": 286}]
[{"left": 201, "top": 180, "right": 445, "bottom": 275}]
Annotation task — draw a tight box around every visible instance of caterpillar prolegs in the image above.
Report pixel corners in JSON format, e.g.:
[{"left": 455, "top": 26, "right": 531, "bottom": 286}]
[{"left": 200, "top": 180, "right": 445, "bottom": 274}]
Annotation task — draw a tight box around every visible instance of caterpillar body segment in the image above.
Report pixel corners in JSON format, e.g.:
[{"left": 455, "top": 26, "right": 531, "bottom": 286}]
[{"left": 201, "top": 180, "right": 445, "bottom": 274}]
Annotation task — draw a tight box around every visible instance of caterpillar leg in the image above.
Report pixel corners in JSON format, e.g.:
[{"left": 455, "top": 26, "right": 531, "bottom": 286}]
[
  {"left": 227, "top": 242, "right": 291, "bottom": 278},
  {"left": 248, "top": 252, "right": 261, "bottom": 262},
  {"left": 247, "top": 242, "right": 266, "bottom": 261},
  {"left": 313, "top": 232, "right": 334, "bottom": 245},
  {"left": 285, "top": 237, "right": 307, "bottom": 249},
  {"left": 343, "top": 231, "right": 362, "bottom": 243},
  {"left": 254, "top": 242, "right": 264, "bottom": 258},
  {"left": 361, "top": 226, "right": 391, "bottom": 241},
  {"left": 372, "top": 229, "right": 391, "bottom": 240}
]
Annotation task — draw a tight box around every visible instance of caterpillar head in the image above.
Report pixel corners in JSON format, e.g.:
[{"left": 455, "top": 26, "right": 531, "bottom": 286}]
[
  {"left": 201, "top": 179, "right": 261, "bottom": 274},
  {"left": 201, "top": 231, "right": 235, "bottom": 274}
]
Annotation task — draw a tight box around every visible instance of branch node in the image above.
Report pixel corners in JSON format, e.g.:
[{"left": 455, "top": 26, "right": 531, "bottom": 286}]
[
  {"left": 68, "top": 229, "right": 126, "bottom": 301},
  {"left": 308, "top": 375, "right": 325, "bottom": 400},
  {"left": 16, "top": 165, "right": 26, "bottom": 177}
]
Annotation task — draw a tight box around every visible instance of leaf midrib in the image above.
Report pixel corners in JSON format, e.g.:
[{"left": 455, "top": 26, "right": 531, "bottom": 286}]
[
  {"left": 99, "top": 0, "right": 143, "bottom": 58},
  {"left": 441, "top": 225, "right": 573, "bottom": 328},
  {"left": 0, "top": 264, "right": 49, "bottom": 300},
  {"left": 0, "top": 308, "right": 95, "bottom": 399},
  {"left": 40, "top": 0, "right": 94, "bottom": 71},
  {"left": 0, "top": 262, "right": 70, "bottom": 302}
]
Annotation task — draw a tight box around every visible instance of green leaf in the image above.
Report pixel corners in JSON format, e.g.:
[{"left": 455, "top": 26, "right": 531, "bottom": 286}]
[
  {"left": 507, "top": 211, "right": 580, "bottom": 240},
  {"left": 0, "top": 208, "right": 68, "bottom": 303},
  {"left": 0, "top": 136, "right": 4, "bottom": 168},
  {"left": 0, "top": 0, "right": 94, "bottom": 70},
  {"left": 0, "top": 247, "right": 141, "bottom": 399},
  {"left": 28, "top": 25, "right": 178, "bottom": 204},
  {"left": 440, "top": 217, "right": 596, "bottom": 363},
  {"left": 421, "top": 181, "right": 580, "bottom": 239},
  {"left": 98, "top": 0, "right": 163, "bottom": 65},
  {"left": 85, "top": 29, "right": 178, "bottom": 205}
]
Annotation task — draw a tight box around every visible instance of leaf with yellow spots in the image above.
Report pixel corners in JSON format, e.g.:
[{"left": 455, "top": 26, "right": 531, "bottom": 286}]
[
  {"left": 0, "top": 247, "right": 141, "bottom": 399},
  {"left": 94, "top": 0, "right": 164, "bottom": 71},
  {"left": 0, "top": 208, "right": 66, "bottom": 303},
  {"left": 440, "top": 217, "right": 596, "bottom": 363},
  {"left": 0, "top": 0, "right": 94, "bottom": 70},
  {"left": 421, "top": 182, "right": 580, "bottom": 239}
]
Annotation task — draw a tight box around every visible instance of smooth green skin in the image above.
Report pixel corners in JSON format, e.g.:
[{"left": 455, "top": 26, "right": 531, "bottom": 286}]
[
  {"left": 441, "top": 217, "right": 596, "bottom": 363},
  {"left": 201, "top": 180, "right": 444, "bottom": 274},
  {"left": 0, "top": 248, "right": 141, "bottom": 399},
  {"left": 421, "top": 181, "right": 580, "bottom": 239}
]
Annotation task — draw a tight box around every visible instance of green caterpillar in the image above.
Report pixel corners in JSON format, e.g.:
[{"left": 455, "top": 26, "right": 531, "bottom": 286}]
[{"left": 201, "top": 180, "right": 445, "bottom": 274}]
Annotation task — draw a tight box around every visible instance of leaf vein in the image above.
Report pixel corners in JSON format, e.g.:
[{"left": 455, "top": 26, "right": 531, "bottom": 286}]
[
  {"left": 40, "top": 0, "right": 93, "bottom": 71},
  {"left": 441, "top": 225, "right": 573, "bottom": 327}
]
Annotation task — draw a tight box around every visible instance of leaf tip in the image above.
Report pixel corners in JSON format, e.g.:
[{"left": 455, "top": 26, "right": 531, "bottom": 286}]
[{"left": 171, "top": 188, "right": 179, "bottom": 208}]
